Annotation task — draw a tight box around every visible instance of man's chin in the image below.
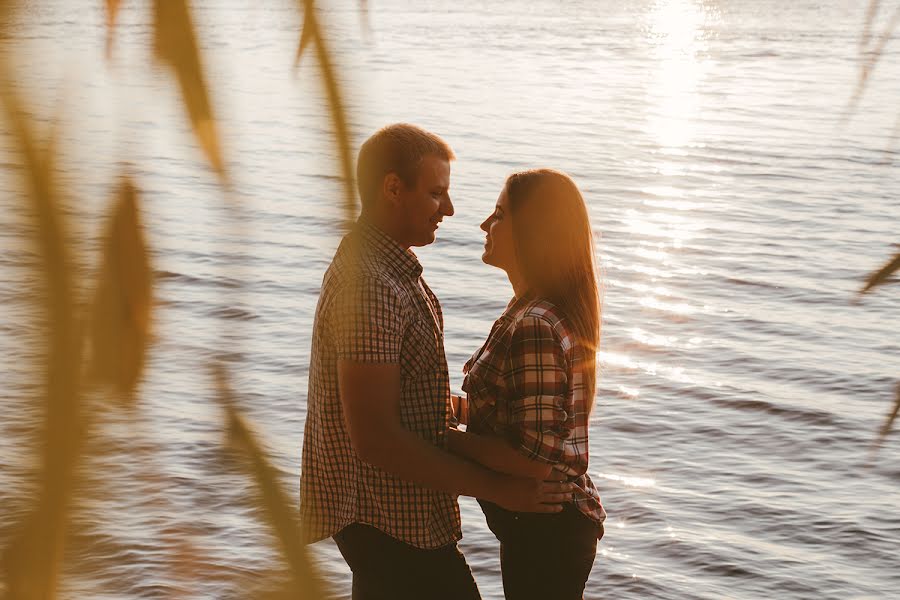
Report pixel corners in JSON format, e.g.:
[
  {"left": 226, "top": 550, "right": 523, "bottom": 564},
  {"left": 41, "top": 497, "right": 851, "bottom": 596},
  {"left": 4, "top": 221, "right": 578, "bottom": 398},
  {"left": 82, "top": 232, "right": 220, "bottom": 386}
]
[{"left": 410, "top": 231, "right": 436, "bottom": 247}]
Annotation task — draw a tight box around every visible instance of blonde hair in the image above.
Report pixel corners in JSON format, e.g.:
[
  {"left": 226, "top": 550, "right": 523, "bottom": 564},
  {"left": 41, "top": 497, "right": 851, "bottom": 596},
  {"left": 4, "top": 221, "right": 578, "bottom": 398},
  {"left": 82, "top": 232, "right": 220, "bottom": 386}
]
[
  {"left": 356, "top": 123, "right": 455, "bottom": 210},
  {"left": 506, "top": 169, "right": 601, "bottom": 408}
]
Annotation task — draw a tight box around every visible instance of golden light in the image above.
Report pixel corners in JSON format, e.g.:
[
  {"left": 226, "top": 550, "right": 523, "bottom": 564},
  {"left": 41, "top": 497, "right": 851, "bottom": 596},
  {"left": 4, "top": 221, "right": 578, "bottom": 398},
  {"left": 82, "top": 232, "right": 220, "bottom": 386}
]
[{"left": 646, "top": 0, "right": 715, "bottom": 151}]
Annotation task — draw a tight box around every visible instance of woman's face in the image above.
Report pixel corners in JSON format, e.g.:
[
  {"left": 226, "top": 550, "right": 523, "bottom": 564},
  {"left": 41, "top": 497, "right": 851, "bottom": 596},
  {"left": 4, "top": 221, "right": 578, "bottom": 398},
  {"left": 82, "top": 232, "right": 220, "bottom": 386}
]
[{"left": 480, "top": 187, "right": 517, "bottom": 273}]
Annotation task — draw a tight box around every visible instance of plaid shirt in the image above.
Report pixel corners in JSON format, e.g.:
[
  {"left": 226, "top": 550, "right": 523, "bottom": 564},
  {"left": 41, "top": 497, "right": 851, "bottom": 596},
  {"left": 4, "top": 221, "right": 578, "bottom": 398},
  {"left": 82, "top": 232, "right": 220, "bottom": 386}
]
[
  {"left": 463, "top": 294, "right": 606, "bottom": 525},
  {"left": 299, "top": 217, "right": 460, "bottom": 549}
]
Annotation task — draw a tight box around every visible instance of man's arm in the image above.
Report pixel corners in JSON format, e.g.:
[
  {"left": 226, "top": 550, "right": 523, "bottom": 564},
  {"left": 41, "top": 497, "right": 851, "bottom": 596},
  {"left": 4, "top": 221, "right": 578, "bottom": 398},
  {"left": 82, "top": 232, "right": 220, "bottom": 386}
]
[
  {"left": 338, "top": 360, "right": 571, "bottom": 513},
  {"left": 445, "top": 427, "right": 556, "bottom": 480}
]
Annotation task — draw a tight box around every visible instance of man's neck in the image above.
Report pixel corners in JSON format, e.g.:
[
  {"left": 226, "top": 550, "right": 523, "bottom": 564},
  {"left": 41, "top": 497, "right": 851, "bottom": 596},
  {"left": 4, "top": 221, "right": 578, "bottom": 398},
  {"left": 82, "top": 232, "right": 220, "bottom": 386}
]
[{"left": 360, "top": 210, "right": 409, "bottom": 250}]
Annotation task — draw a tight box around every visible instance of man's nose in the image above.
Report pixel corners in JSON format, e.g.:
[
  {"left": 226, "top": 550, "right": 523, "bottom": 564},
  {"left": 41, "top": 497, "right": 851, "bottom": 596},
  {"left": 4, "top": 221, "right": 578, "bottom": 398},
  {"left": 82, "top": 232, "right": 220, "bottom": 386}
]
[{"left": 441, "top": 194, "right": 454, "bottom": 217}]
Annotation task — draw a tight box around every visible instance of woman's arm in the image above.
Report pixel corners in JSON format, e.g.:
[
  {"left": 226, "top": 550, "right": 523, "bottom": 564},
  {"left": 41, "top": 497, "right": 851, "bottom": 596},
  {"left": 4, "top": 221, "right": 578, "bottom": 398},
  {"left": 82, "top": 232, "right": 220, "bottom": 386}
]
[
  {"left": 447, "top": 427, "right": 555, "bottom": 479},
  {"left": 505, "top": 315, "right": 576, "bottom": 463}
]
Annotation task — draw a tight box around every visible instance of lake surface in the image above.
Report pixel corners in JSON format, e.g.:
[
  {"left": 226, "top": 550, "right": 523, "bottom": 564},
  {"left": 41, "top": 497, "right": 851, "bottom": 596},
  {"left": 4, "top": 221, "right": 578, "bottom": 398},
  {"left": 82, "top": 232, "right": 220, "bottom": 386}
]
[{"left": 1, "top": 0, "right": 899, "bottom": 598}]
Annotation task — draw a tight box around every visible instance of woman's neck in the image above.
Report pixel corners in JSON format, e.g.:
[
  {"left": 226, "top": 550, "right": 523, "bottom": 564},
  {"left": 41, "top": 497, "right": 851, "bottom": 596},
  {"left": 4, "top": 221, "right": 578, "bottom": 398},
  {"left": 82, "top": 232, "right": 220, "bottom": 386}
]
[{"left": 506, "top": 268, "right": 529, "bottom": 300}]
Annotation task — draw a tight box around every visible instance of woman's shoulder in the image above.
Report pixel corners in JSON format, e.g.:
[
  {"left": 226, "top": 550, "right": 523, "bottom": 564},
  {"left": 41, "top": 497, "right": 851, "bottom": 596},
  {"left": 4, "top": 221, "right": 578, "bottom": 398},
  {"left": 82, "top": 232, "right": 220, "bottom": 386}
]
[
  {"left": 513, "top": 298, "right": 569, "bottom": 338},
  {"left": 515, "top": 296, "right": 563, "bottom": 325},
  {"left": 512, "top": 297, "right": 579, "bottom": 352}
]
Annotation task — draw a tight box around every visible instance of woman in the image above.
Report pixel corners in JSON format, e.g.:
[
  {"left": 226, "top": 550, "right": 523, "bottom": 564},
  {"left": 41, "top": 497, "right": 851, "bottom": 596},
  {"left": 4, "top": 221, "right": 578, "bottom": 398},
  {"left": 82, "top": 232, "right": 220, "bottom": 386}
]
[{"left": 448, "top": 169, "right": 605, "bottom": 600}]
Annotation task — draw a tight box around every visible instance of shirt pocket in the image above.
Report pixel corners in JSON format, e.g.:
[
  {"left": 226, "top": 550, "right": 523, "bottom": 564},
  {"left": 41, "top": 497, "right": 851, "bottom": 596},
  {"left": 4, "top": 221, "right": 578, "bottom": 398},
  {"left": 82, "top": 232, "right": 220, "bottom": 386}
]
[
  {"left": 464, "top": 318, "right": 510, "bottom": 387},
  {"left": 400, "top": 318, "right": 440, "bottom": 380}
]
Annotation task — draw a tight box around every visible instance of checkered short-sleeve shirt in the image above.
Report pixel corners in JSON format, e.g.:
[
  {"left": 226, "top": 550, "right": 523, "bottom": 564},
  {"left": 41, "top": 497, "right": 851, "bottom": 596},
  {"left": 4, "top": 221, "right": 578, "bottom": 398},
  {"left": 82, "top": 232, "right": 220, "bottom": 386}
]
[
  {"left": 299, "top": 218, "right": 460, "bottom": 549},
  {"left": 463, "top": 294, "right": 606, "bottom": 525}
]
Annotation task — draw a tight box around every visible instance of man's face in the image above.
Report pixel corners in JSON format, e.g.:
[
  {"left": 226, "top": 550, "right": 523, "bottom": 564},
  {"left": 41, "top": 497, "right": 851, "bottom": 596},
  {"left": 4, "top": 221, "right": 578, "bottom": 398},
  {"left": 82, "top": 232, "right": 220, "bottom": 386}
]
[{"left": 396, "top": 154, "right": 453, "bottom": 247}]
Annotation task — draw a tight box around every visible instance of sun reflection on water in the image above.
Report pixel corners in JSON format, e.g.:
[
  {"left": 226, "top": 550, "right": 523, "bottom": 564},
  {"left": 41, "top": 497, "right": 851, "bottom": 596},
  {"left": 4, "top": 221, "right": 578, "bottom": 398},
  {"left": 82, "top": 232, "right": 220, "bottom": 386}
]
[
  {"left": 638, "top": 296, "right": 704, "bottom": 316},
  {"left": 597, "top": 472, "right": 657, "bottom": 488},
  {"left": 623, "top": 209, "right": 706, "bottom": 243},
  {"left": 642, "top": 185, "right": 686, "bottom": 198},
  {"left": 599, "top": 349, "right": 697, "bottom": 384},
  {"left": 642, "top": 198, "right": 707, "bottom": 211},
  {"left": 629, "top": 327, "right": 680, "bottom": 348},
  {"left": 616, "top": 384, "right": 641, "bottom": 399},
  {"left": 609, "top": 280, "right": 676, "bottom": 298},
  {"left": 646, "top": 0, "right": 715, "bottom": 151}
]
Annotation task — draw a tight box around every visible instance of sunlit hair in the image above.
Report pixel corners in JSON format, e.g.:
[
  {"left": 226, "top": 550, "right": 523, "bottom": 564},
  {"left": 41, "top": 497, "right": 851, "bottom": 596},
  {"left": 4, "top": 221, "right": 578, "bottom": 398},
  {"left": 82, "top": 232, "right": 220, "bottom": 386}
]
[
  {"left": 506, "top": 169, "right": 601, "bottom": 409},
  {"left": 356, "top": 123, "right": 455, "bottom": 210}
]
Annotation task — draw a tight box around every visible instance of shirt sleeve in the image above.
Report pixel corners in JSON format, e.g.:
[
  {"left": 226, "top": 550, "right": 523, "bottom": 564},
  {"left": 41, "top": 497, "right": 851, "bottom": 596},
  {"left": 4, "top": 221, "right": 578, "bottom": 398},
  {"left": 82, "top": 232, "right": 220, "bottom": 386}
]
[
  {"left": 503, "top": 315, "right": 572, "bottom": 463},
  {"left": 329, "top": 275, "right": 403, "bottom": 363}
]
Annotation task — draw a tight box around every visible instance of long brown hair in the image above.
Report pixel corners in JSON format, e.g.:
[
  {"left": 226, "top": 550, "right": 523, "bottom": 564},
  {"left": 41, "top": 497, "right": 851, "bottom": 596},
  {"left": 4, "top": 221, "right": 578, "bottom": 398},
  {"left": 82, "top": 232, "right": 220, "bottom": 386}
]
[{"left": 506, "top": 169, "right": 601, "bottom": 409}]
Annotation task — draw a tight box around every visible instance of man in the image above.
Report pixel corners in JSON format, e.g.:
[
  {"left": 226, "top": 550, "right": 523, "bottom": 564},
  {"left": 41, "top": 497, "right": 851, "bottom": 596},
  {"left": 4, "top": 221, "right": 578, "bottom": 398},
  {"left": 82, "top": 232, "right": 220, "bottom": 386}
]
[{"left": 300, "top": 124, "right": 573, "bottom": 600}]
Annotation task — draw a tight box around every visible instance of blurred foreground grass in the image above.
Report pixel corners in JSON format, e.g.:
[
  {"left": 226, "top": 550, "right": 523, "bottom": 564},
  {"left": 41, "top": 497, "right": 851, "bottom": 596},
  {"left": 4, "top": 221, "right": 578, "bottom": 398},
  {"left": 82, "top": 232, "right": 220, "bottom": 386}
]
[
  {"left": 853, "top": 0, "right": 900, "bottom": 460},
  {"left": 0, "top": 0, "right": 349, "bottom": 597}
]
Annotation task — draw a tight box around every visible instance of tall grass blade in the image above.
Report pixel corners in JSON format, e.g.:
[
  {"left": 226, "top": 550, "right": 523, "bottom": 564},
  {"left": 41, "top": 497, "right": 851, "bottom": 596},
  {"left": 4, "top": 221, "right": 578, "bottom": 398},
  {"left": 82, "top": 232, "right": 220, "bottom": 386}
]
[
  {"left": 294, "top": 17, "right": 313, "bottom": 68},
  {"left": 359, "top": 0, "right": 372, "bottom": 43},
  {"left": 153, "top": 0, "right": 228, "bottom": 185},
  {"left": 0, "top": 77, "right": 84, "bottom": 600},
  {"left": 868, "top": 383, "right": 900, "bottom": 463},
  {"left": 0, "top": 0, "right": 19, "bottom": 40},
  {"left": 846, "top": 4, "right": 900, "bottom": 120},
  {"left": 212, "top": 364, "right": 326, "bottom": 598},
  {"left": 105, "top": 0, "right": 121, "bottom": 59},
  {"left": 879, "top": 383, "right": 900, "bottom": 441},
  {"left": 859, "top": 249, "right": 900, "bottom": 295},
  {"left": 0, "top": 0, "right": 13, "bottom": 38},
  {"left": 860, "top": 0, "right": 880, "bottom": 51},
  {"left": 297, "top": 0, "right": 357, "bottom": 225},
  {"left": 89, "top": 175, "right": 154, "bottom": 401}
]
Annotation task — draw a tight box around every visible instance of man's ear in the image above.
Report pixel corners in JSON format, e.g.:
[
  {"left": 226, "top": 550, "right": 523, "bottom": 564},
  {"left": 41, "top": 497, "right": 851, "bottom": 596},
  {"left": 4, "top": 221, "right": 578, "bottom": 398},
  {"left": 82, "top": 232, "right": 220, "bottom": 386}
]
[{"left": 382, "top": 172, "right": 404, "bottom": 208}]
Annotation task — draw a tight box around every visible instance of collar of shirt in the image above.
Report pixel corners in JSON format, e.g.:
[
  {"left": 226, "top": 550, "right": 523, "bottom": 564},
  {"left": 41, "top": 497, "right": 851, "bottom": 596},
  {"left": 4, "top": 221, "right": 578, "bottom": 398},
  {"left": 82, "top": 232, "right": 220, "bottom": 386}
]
[
  {"left": 355, "top": 216, "right": 424, "bottom": 280},
  {"left": 501, "top": 288, "right": 537, "bottom": 318}
]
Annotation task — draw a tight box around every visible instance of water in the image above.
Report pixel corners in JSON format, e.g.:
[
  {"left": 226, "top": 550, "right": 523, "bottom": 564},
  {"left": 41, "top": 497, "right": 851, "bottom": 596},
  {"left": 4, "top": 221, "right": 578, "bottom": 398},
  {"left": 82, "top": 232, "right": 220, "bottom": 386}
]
[{"left": 1, "top": 0, "right": 899, "bottom": 598}]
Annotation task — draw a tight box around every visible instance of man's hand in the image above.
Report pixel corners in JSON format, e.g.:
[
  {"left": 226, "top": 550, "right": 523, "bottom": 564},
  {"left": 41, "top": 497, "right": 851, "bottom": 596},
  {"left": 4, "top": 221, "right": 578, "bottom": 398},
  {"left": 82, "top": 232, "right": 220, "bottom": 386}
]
[
  {"left": 450, "top": 393, "right": 468, "bottom": 426},
  {"left": 337, "top": 360, "right": 564, "bottom": 504},
  {"left": 545, "top": 468, "right": 569, "bottom": 481},
  {"left": 491, "top": 475, "right": 574, "bottom": 513}
]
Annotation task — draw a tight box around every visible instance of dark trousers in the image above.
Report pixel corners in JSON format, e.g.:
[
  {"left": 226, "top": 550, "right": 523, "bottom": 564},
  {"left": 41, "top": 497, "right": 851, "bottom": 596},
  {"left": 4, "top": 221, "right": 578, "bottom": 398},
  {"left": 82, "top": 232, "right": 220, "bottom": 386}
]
[
  {"left": 333, "top": 523, "right": 482, "bottom": 600},
  {"left": 479, "top": 500, "right": 604, "bottom": 600}
]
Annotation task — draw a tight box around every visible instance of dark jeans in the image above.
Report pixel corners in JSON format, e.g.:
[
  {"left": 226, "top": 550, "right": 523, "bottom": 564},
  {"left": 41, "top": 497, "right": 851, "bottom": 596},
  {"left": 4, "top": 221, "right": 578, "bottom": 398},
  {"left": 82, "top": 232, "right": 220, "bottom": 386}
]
[
  {"left": 333, "top": 523, "right": 482, "bottom": 600},
  {"left": 479, "top": 500, "right": 604, "bottom": 600}
]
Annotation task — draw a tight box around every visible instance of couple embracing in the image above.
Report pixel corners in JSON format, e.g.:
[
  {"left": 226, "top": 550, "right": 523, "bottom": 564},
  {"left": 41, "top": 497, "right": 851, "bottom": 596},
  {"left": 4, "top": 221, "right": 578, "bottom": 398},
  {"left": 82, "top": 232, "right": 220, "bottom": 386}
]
[{"left": 300, "top": 124, "right": 606, "bottom": 600}]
